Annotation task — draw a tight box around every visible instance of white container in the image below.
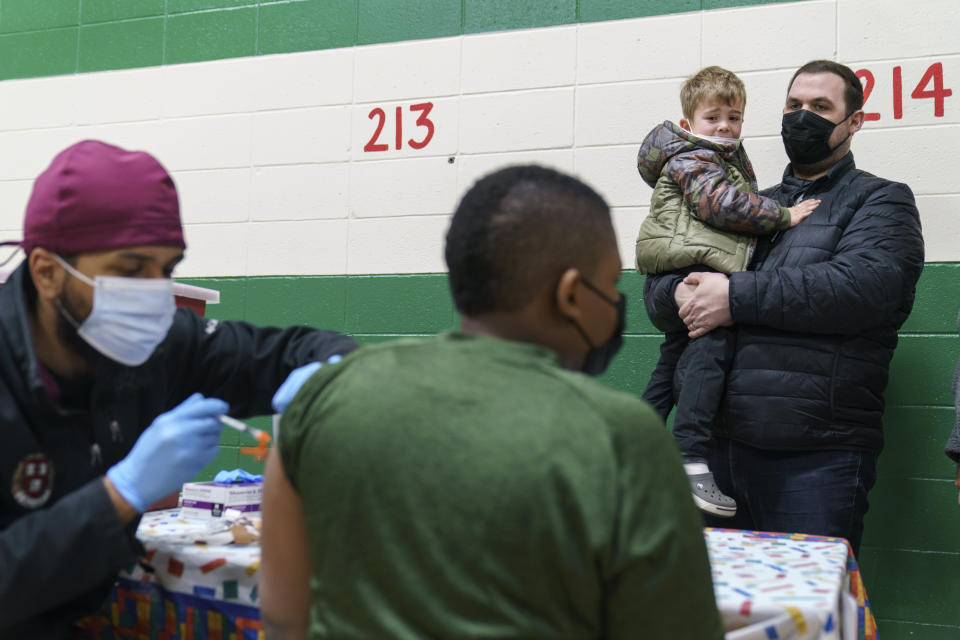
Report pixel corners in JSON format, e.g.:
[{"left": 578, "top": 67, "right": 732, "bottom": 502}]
[{"left": 180, "top": 481, "right": 262, "bottom": 520}]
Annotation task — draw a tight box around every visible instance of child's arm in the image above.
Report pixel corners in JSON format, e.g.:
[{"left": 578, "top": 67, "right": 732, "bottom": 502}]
[{"left": 667, "top": 150, "right": 817, "bottom": 234}]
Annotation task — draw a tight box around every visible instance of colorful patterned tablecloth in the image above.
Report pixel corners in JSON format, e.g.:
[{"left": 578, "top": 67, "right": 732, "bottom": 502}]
[
  {"left": 707, "top": 529, "right": 878, "bottom": 640},
  {"left": 77, "top": 509, "right": 263, "bottom": 640},
  {"left": 79, "top": 514, "right": 876, "bottom": 639}
]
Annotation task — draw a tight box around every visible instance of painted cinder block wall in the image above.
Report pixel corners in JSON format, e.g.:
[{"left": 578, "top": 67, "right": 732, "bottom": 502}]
[{"left": 0, "top": 0, "right": 956, "bottom": 636}]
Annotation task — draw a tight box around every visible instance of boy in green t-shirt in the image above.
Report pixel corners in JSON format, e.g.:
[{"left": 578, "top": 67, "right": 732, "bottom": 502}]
[{"left": 260, "top": 166, "right": 723, "bottom": 640}]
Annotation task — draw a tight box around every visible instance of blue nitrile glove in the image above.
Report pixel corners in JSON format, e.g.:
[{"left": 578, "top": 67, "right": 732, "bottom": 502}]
[
  {"left": 106, "top": 393, "right": 228, "bottom": 512},
  {"left": 271, "top": 355, "right": 342, "bottom": 413},
  {"left": 214, "top": 469, "right": 263, "bottom": 483}
]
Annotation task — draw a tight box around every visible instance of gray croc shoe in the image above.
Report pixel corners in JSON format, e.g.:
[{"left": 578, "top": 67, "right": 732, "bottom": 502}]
[{"left": 688, "top": 473, "right": 737, "bottom": 517}]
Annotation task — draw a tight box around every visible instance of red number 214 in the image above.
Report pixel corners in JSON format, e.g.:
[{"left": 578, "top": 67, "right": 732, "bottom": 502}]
[
  {"left": 856, "top": 62, "right": 952, "bottom": 121},
  {"left": 364, "top": 102, "right": 436, "bottom": 152}
]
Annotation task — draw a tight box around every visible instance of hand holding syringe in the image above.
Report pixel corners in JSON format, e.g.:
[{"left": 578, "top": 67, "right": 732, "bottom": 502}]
[
  {"left": 219, "top": 415, "right": 272, "bottom": 462},
  {"left": 224, "top": 356, "right": 342, "bottom": 462}
]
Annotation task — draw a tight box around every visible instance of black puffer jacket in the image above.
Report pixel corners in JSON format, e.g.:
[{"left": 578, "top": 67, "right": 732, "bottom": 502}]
[
  {"left": 644, "top": 153, "right": 925, "bottom": 453},
  {"left": 0, "top": 262, "right": 357, "bottom": 638}
]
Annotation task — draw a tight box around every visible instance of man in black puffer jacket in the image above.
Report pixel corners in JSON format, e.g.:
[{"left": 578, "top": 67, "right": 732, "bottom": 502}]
[{"left": 643, "top": 60, "right": 924, "bottom": 555}]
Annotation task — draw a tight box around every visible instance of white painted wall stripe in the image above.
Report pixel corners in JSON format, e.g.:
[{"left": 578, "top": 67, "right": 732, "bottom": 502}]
[{"left": 0, "top": 0, "right": 956, "bottom": 276}]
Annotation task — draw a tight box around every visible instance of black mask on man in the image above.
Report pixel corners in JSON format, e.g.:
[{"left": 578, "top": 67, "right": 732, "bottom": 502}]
[
  {"left": 781, "top": 109, "right": 851, "bottom": 166},
  {"left": 571, "top": 279, "right": 625, "bottom": 377}
]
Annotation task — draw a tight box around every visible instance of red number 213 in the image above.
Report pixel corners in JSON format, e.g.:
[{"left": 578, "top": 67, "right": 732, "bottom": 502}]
[{"left": 364, "top": 102, "right": 436, "bottom": 152}]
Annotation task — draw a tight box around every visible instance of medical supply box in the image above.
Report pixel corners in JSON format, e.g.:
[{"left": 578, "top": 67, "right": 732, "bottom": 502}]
[{"left": 180, "top": 480, "right": 262, "bottom": 519}]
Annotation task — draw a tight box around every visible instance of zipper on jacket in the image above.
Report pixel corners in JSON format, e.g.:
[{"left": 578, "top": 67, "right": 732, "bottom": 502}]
[
  {"left": 109, "top": 419, "right": 123, "bottom": 443},
  {"left": 89, "top": 442, "right": 103, "bottom": 468}
]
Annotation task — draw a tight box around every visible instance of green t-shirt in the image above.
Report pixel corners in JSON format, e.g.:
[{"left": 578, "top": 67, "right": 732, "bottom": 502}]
[{"left": 280, "top": 332, "right": 722, "bottom": 639}]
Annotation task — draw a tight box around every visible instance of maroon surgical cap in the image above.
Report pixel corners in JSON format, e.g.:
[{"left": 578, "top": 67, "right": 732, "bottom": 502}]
[{"left": 16, "top": 140, "right": 185, "bottom": 257}]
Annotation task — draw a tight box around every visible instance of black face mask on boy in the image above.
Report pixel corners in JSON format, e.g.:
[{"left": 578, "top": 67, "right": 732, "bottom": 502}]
[
  {"left": 781, "top": 109, "right": 852, "bottom": 166},
  {"left": 570, "top": 278, "right": 625, "bottom": 377}
]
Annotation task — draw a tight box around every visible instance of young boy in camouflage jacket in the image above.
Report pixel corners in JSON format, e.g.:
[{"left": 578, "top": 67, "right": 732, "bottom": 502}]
[{"left": 635, "top": 66, "right": 818, "bottom": 517}]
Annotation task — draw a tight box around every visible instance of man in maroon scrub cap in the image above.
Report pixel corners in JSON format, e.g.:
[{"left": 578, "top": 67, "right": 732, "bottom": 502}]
[{"left": 0, "top": 140, "right": 356, "bottom": 638}]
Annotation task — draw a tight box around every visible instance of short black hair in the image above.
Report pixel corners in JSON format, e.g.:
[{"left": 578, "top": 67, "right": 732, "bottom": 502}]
[
  {"left": 445, "top": 165, "right": 614, "bottom": 316},
  {"left": 789, "top": 60, "right": 864, "bottom": 114}
]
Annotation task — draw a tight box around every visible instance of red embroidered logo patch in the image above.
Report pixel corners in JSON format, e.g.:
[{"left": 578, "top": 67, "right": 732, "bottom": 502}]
[{"left": 12, "top": 453, "right": 54, "bottom": 508}]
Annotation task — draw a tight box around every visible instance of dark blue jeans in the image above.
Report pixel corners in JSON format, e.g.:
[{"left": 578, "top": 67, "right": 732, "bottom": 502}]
[{"left": 703, "top": 438, "right": 877, "bottom": 557}]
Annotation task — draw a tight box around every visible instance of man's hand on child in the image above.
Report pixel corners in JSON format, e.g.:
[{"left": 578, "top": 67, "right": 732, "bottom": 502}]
[
  {"left": 674, "top": 281, "right": 697, "bottom": 310},
  {"left": 678, "top": 272, "right": 733, "bottom": 339},
  {"left": 787, "top": 199, "right": 820, "bottom": 227}
]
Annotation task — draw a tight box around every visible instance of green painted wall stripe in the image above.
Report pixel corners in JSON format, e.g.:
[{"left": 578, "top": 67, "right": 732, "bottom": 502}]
[
  {"left": 877, "top": 621, "right": 960, "bottom": 640},
  {"left": 1, "top": 0, "right": 78, "bottom": 32},
  {"left": 0, "top": 0, "right": 807, "bottom": 80},
  {"left": 0, "top": 28, "right": 78, "bottom": 79},
  {"left": 78, "top": 18, "right": 165, "bottom": 72},
  {"left": 183, "top": 263, "right": 960, "bottom": 434},
  {"left": 902, "top": 263, "right": 960, "bottom": 334},
  {"left": 81, "top": 1, "right": 166, "bottom": 24},
  {"left": 859, "top": 547, "right": 960, "bottom": 627},
  {"left": 185, "top": 264, "right": 960, "bottom": 337},
  {"left": 166, "top": 7, "right": 259, "bottom": 64}
]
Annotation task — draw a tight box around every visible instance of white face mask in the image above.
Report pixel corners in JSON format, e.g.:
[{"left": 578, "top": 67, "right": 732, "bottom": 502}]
[
  {"left": 693, "top": 131, "right": 742, "bottom": 148},
  {"left": 679, "top": 123, "right": 742, "bottom": 148},
  {"left": 55, "top": 255, "right": 176, "bottom": 366}
]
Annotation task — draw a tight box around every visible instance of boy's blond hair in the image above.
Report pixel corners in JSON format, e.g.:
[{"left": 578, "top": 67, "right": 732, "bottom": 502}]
[{"left": 680, "top": 66, "right": 746, "bottom": 119}]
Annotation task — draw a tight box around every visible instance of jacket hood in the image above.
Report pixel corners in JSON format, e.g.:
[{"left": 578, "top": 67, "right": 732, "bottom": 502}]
[{"left": 636, "top": 120, "right": 741, "bottom": 188}]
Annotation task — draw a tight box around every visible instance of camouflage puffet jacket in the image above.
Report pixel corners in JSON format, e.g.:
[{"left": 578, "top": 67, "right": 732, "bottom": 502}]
[{"left": 634, "top": 120, "right": 791, "bottom": 275}]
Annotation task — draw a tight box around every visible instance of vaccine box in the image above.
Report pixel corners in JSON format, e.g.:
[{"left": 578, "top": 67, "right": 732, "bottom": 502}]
[{"left": 180, "top": 481, "right": 262, "bottom": 519}]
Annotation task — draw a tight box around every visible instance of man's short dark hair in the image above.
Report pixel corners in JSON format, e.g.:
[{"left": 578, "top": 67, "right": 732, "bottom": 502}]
[
  {"left": 788, "top": 60, "right": 864, "bottom": 114},
  {"left": 445, "top": 165, "right": 614, "bottom": 316}
]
